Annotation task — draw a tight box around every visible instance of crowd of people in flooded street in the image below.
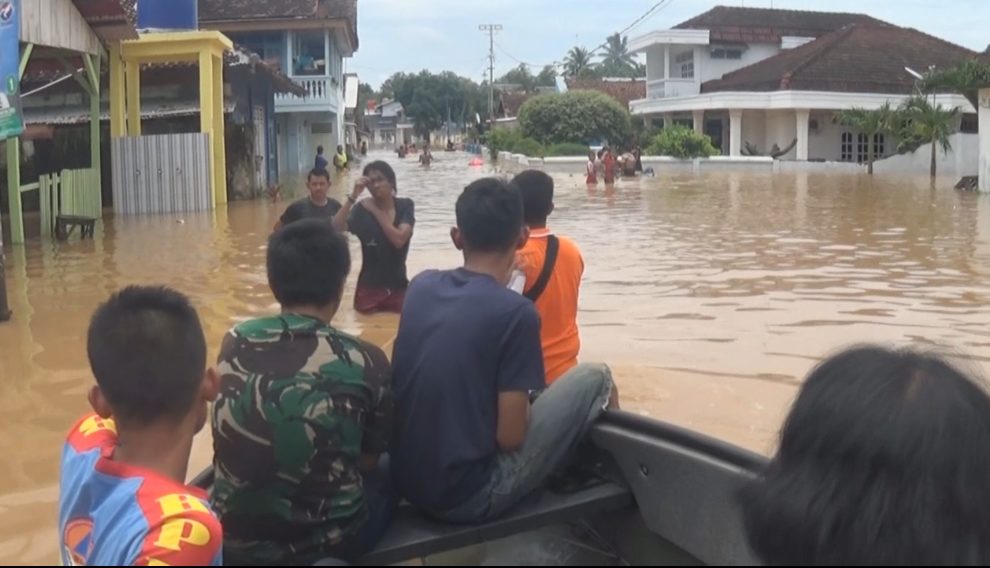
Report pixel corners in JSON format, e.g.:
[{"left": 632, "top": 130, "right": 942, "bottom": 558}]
[{"left": 55, "top": 157, "right": 990, "bottom": 566}]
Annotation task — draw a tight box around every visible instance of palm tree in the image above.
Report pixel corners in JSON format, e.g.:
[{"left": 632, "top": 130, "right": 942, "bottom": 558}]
[
  {"left": 563, "top": 47, "right": 595, "bottom": 78},
  {"left": 837, "top": 103, "right": 898, "bottom": 175},
  {"left": 921, "top": 59, "right": 990, "bottom": 111},
  {"left": 899, "top": 96, "right": 960, "bottom": 183},
  {"left": 600, "top": 33, "right": 638, "bottom": 77}
]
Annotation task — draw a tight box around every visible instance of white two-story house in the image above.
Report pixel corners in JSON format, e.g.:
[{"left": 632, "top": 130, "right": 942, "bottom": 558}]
[
  {"left": 629, "top": 6, "right": 977, "bottom": 163},
  {"left": 199, "top": 0, "right": 357, "bottom": 177}
]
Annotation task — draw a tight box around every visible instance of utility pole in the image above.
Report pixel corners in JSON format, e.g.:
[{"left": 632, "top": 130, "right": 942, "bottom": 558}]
[{"left": 479, "top": 24, "right": 502, "bottom": 130}]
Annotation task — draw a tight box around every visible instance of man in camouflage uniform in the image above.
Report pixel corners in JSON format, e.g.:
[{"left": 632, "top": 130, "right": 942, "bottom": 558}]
[{"left": 211, "top": 219, "right": 393, "bottom": 565}]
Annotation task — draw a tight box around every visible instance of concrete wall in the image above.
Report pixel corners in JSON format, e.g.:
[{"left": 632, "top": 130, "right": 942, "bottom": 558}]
[
  {"left": 699, "top": 43, "right": 780, "bottom": 82},
  {"left": 503, "top": 154, "right": 775, "bottom": 175},
  {"left": 741, "top": 110, "right": 766, "bottom": 155},
  {"left": 981, "top": 88, "right": 990, "bottom": 192},
  {"left": 764, "top": 111, "right": 796, "bottom": 160},
  {"left": 873, "top": 132, "right": 979, "bottom": 178}
]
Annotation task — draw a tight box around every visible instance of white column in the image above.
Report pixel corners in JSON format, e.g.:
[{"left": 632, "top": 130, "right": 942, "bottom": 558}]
[
  {"left": 663, "top": 45, "right": 670, "bottom": 80},
  {"left": 693, "top": 110, "right": 704, "bottom": 134},
  {"left": 979, "top": 88, "right": 990, "bottom": 192},
  {"left": 663, "top": 114, "right": 672, "bottom": 129},
  {"left": 796, "top": 109, "right": 810, "bottom": 161},
  {"left": 729, "top": 109, "right": 743, "bottom": 157}
]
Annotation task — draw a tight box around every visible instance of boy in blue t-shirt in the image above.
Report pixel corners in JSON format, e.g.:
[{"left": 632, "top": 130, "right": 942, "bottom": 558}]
[
  {"left": 59, "top": 286, "right": 223, "bottom": 565},
  {"left": 390, "top": 177, "right": 618, "bottom": 523}
]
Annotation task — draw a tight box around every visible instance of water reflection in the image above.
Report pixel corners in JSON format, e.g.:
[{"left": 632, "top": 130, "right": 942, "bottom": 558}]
[{"left": 2, "top": 152, "right": 990, "bottom": 563}]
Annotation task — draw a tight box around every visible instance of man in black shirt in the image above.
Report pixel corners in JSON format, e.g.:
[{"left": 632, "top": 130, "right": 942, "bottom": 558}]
[{"left": 273, "top": 169, "right": 341, "bottom": 232}]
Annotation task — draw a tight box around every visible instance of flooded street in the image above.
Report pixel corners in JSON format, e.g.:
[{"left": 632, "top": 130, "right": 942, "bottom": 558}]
[{"left": 3, "top": 152, "right": 990, "bottom": 563}]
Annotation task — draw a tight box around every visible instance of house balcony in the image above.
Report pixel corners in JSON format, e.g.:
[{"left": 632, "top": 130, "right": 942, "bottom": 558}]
[
  {"left": 646, "top": 78, "right": 700, "bottom": 100},
  {"left": 275, "top": 76, "right": 341, "bottom": 114}
]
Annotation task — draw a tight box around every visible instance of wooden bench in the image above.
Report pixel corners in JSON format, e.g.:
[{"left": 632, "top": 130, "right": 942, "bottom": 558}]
[{"left": 55, "top": 215, "right": 96, "bottom": 241}]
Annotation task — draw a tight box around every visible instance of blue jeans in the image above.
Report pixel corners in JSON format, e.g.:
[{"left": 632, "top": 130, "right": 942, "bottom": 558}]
[{"left": 436, "top": 363, "right": 615, "bottom": 523}]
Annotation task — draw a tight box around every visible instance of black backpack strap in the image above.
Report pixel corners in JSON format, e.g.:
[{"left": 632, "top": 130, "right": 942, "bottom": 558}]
[{"left": 525, "top": 235, "right": 559, "bottom": 302}]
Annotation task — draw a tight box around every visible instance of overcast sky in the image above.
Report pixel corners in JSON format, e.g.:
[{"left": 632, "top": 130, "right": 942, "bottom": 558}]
[{"left": 348, "top": 0, "right": 990, "bottom": 89}]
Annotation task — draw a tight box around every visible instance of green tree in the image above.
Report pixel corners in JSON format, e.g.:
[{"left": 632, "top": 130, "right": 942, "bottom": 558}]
[
  {"left": 535, "top": 65, "right": 558, "bottom": 87},
  {"left": 645, "top": 125, "right": 718, "bottom": 158},
  {"left": 383, "top": 71, "right": 487, "bottom": 140},
  {"left": 921, "top": 59, "right": 990, "bottom": 111},
  {"left": 563, "top": 47, "right": 596, "bottom": 78},
  {"left": 837, "top": 103, "right": 898, "bottom": 174},
  {"left": 599, "top": 33, "right": 644, "bottom": 78},
  {"left": 899, "top": 96, "right": 960, "bottom": 182},
  {"left": 518, "top": 90, "right": 630, "bottom": 145},
  {"left": 497, "top": 64, "right": 536, "bottom": 92}
]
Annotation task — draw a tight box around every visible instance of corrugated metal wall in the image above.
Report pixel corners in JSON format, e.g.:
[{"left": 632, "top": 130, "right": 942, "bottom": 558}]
[{"left": 111, "top": 133, "right": 213, "bottom": 215}]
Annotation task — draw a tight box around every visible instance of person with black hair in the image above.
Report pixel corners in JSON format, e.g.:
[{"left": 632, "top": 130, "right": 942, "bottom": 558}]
[
  {"left": 333, "top": 160, "right": 415, "bottom": 314},
  {"left": 513, "top": 170, "right": 585, "bottom": 384},
  {"left": 390, "top": 177, "right": 618, "bottom": 524},
  {"left": 273, "top": 168, "right": 340, "bottom": 232},
  {"left": 315, "top": 145, "right": 329, "bottom": 171},
  {"left": 211, "top": 219, "right": 394, "bottom": 565},
  {"left": 741, "top": 345, "right": 990, "bottom": 566},
  {"left": 59, "top": 286, "right": 223, "bottom": 566}
]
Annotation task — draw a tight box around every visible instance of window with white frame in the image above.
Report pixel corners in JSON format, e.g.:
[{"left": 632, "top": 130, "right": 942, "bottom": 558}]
[
  {"left": 675, "top": 51, "right": 694, "bottom": 79},
  {"left": 711, "top": 48, "right": 743, "bottom": 60}
]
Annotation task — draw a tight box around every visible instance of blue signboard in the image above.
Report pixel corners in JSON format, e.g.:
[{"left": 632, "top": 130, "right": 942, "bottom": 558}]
[{"left": 0, "top": 0, "right": 23, "bottom": 141}]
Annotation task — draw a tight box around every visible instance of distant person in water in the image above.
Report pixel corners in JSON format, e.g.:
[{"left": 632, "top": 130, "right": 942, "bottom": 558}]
[
  {"left": 602, "top": 147, "right": 616, "bottom": 185},
  {"left": 634, "top": 147, "right": 643, "bottom": 174},
  {"left": 419, "top": 145, "right": 433, "bottom": 167},
  {"left": 315, "top": 145, "right": 329, "bottom": 171},
  {"left": 334, "top": 161, "right": 414, "bottom": 314},
  {"left": 514, "top": 170, "right": 585, "bottom": 384},
  {"left": 741, "top": 345, "right": 990, "bottom": 566},
  {"left": 586, "top": 151, "right": 598, "bottom": 185},
  {"left": 273, "top": 168, "right": 339, "bottom": 232},
  {"left": 390, "top": 177, "right": 619, "bottom": 524},
  {"left": 333, "top": 145, "right": 349, "bottom": 173},
  {"left": 361, "top": 140, "right": 368, "bottom": 156}
]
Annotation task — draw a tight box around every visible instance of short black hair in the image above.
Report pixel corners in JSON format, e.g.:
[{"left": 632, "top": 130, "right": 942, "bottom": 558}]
[
  {"left": 308, "top": 168, "right": 331, "bottom": 182},
  {"left": 456, "top": 177, "right": 523, "bottom": 253},
  {"left": 87, "top": 286, "right": 206, "bottom": 426},
  {"left": 513, "top": 170, "right": 554, "bottom": 225},
  {"left": 741, "top": 345, "right": 990, "bottom": 565},
  {"left": 363, "top": 160, "right": 397, "bottom": 192},
  {"left": 267, "top": 218, "right": 351, "bottom": 308},
  {"left": 317, "top": 145, "right": 325, "bottom": 155}
]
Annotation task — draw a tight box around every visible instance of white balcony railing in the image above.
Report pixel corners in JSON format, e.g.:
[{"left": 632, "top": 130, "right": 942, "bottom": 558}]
[
  {"left": 646, "top": 78, "right": 699, "bottom": 100},
  {"left": 275, "top": 77, "right": 340, "bottom": 113}
]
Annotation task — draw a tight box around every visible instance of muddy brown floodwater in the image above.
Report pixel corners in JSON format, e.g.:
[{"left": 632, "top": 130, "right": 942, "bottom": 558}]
[{"left": 3, "top": 151, "right": 990, "bottom": 563}]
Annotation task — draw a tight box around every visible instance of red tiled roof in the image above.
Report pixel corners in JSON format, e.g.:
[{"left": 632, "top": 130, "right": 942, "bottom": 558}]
[
  {"left": 673, "top": 5, "right": 888, "bottom": 44},
  {"left": 702, "top": 23, "right": 978, "bottom": 95},
  {"left": 564, "top": 79, "right": 646, "bottom": 108}
]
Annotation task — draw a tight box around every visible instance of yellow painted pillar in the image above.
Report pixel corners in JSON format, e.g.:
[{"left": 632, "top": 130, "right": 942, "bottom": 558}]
[
  {"left": 125, "top": 59, "right": 141, "bottom": 136},
  {"left": 109, "top": 43, "right": 126, "bottom": 138},
  {"left": 211, "top": 53, "right": 227, "bottom": 205},
  {"left": 198, "top": 51, "right": 216, "bottom": 208}
]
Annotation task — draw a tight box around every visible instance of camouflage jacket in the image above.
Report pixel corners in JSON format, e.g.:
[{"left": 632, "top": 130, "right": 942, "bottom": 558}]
[{"left": 210, "top": 314, "right": 392, "bottom": 563}]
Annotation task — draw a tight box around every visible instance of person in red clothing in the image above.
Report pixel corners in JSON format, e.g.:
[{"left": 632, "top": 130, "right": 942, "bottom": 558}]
[
  {"left": 602, "top": 147, "right": 617, "bottom": 185},
  {"left": 513, "top": 170, "right": 585, "bottom": 384}
]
